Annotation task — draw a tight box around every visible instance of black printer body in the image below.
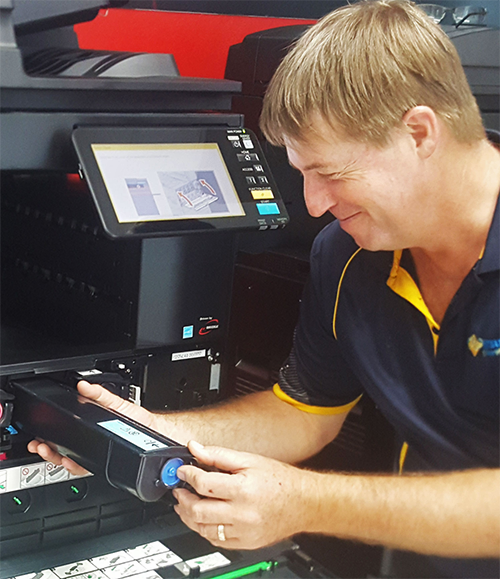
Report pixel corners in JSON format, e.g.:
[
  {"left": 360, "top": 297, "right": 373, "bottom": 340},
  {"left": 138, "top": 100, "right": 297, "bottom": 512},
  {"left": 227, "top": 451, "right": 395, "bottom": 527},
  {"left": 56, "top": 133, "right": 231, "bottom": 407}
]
[{"left": 0, "top": 3, "right": 324, "bottom": 578}]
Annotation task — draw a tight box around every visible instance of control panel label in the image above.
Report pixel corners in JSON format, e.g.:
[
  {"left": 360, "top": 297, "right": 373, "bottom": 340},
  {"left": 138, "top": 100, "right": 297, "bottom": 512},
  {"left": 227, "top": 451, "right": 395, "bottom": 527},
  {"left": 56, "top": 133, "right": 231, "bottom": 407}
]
[{"left": 97, "top": 420, "right": 167, "bottom": 452}]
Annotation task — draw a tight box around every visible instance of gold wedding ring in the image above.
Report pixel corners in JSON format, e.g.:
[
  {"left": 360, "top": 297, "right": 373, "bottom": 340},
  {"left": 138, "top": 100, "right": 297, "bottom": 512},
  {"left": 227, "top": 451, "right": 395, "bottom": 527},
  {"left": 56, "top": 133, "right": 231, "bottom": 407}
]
[{"left": 217, "top": 524, "right": 226, "bottom": 541}]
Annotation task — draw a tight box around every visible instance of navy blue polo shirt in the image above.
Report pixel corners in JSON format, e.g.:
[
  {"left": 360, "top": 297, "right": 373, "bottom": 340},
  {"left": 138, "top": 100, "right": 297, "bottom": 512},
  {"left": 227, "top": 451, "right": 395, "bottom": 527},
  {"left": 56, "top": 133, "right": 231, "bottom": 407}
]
[
  {"left": 275, "top": 195, "right": 499, "bottom": 473},
  {"left": 274, "top": 188, "right": 500, "bottom": 577}
]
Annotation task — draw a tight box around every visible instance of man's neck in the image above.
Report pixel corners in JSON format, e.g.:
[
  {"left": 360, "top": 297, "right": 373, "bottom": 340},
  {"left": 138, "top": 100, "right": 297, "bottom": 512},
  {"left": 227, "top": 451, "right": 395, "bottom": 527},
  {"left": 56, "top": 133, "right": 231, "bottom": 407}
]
[
  {"left": 409, "top": 137, "right": 500, "bottom": 324},
  {"left": 411, "top": 137, "right": 500, "bottom": 274}
]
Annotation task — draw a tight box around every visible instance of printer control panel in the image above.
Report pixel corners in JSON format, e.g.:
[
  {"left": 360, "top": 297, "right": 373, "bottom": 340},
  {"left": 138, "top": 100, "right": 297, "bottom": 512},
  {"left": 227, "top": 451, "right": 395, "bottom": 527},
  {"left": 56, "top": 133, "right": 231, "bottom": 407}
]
[{"left": 228, "top": 130, "right": 288, "bottom": 231}]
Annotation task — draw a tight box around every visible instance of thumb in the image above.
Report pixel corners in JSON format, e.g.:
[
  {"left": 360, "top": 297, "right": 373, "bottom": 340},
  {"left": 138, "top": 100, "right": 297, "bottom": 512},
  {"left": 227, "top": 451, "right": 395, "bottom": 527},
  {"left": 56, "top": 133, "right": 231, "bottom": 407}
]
[{"left": 187, "top": 440, "right": 255, "bottom": 473}]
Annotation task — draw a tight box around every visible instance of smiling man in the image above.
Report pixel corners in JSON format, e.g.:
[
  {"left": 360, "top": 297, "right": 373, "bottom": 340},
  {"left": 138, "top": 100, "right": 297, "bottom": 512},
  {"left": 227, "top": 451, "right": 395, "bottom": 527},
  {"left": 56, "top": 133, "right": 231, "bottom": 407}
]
[
  {"left": 257, "top": 1, "right": 500, "bottom": 575},
  {"left": 29, "top": 1, "right": 500, "bottom": 577}
]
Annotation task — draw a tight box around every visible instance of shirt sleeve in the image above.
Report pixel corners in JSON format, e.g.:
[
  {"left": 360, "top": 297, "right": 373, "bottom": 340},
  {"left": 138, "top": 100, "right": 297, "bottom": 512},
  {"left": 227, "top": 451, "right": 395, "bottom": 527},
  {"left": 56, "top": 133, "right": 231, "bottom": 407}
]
[{"left": 274, "top": 222, "right": 365, "bottom": 413}]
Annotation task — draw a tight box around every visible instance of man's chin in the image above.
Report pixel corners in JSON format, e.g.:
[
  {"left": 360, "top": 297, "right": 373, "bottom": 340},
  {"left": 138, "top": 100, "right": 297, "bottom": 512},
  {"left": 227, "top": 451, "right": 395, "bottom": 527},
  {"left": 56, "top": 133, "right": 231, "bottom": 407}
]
[{"left": 344, "top": 229, "right": 394, "bottom": 252}]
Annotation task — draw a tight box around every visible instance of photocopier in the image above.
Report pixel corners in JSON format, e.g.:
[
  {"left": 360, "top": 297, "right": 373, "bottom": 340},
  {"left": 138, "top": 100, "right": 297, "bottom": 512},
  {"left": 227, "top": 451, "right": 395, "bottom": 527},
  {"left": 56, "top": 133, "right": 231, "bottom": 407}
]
[{"left": 0, "top": 2, "right": 332, "bottom": 578}]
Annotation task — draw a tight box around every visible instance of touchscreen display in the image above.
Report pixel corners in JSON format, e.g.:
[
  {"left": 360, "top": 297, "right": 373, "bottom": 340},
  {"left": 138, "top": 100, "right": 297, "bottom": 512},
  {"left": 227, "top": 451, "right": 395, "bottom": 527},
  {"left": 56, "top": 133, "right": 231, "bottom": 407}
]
[{"left": 91, "top": 143, "right": 245, "bottom": 223}]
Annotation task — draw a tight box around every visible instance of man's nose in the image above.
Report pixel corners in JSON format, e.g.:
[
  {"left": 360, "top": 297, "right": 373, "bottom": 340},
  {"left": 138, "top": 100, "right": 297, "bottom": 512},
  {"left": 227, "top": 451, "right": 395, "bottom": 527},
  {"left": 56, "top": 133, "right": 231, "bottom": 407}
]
[{"left": 303, "top": 175, "right": 336, "bottom": 218}]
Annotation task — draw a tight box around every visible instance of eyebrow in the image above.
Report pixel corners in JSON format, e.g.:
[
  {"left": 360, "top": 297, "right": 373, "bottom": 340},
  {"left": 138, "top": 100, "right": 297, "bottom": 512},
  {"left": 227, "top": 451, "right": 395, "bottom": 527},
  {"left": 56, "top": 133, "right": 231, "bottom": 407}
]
[{"left": 288, "top": 160, "right": 331, "bottom": 172}]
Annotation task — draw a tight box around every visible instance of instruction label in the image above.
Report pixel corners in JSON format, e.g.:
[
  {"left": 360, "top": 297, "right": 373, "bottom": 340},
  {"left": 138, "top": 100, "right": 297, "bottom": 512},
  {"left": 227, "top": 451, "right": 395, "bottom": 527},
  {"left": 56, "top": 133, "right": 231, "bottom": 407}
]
[
  {"left": 97, "top": 420, "right": 167, "bottom": 452},
  {"left": 0, "top": 461, "right": 88, "bottom": 495}
]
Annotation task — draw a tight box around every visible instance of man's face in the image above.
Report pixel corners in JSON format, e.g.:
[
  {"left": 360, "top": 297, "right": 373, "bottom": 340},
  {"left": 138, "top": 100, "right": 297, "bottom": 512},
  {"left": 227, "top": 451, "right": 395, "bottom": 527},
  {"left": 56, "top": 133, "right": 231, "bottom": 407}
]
[{"left": 285, "top": 124, "right": 427, "bottom": 251}]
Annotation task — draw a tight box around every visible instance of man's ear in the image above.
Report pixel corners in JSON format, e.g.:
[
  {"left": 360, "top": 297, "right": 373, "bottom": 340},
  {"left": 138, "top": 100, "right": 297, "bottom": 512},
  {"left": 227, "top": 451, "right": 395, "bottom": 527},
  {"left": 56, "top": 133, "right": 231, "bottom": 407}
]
[{"left": 402, "top": 106, "right": 440, "bottom": 159}]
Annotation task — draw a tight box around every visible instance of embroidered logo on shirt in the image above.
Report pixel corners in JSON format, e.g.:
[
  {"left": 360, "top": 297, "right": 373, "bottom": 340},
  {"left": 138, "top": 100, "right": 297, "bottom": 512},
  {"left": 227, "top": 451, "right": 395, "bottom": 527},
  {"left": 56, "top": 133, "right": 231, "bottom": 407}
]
[{"left": 468, "top": 334, "right": 500, "bottom": 357}]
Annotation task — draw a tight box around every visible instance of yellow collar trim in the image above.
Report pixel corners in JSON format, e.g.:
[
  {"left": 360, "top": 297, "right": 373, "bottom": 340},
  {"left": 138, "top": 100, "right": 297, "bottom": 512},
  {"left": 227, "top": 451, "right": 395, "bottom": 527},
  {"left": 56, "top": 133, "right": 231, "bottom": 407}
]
[{"left": 387, "top": 250, "right": 440, "bottom": 352}]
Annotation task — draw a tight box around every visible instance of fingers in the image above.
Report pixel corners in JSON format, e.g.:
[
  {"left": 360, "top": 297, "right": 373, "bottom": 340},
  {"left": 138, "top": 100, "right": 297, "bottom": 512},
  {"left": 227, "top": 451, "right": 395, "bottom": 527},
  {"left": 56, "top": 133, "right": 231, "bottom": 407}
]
[
  {"left": 27, "top": 440, "right": 89, "bottom": 476},
  {"left": 186, "top": 440, "right": 254, "bottom": 473},
  {"left": 27, "top": 440, "right": 56, "bottom": 461},
  {"left": 177, "top": 465, "right": 238, "bottom": 500},
  {"left": 172, "top": 488, "right": 237, "bottom": 547},
  {"left": 77, "top": 381, "right": 131, "bottom": 413},
  {"left": 172, "top": 447, "right": 288, "bottom": 551},
  {"left": 77, "top": 381, "right": 156, "bottom": 429},
  {"left": 177, "top": 441, "right": 263, "bottom": 500},
  {"left": 174, "top": 487, "right": 233, "bottom": 523},
  {"left": 184, "top": 519, "right": 237, "bottom": 548},
  {"left": 195, "top": 523, "right": 237, "bottom": 548}
]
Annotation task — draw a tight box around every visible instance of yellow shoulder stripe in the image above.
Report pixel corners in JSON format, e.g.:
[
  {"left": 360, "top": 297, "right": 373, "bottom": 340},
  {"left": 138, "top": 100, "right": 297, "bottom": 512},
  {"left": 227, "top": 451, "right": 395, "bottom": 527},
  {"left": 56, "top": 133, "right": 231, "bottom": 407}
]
[
  {"left": 399, "top": 441, "right": 409, "bottom": 474},
  {"left": 273, "top": 383, "right": 362, "bottom": 415},
  {"left": 333, "top": 247, "right": 363, "bottom": 339}
]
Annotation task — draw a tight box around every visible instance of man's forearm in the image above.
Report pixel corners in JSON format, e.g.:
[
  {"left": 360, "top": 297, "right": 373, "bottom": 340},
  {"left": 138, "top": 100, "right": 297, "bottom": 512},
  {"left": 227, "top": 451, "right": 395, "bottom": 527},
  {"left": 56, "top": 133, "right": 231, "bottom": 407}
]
[
  {"left": 301, "top": 467, "right": 500, "bottom": 558},
  {"left": 152, "top": 389, "right": 345, "bottom": 464}
]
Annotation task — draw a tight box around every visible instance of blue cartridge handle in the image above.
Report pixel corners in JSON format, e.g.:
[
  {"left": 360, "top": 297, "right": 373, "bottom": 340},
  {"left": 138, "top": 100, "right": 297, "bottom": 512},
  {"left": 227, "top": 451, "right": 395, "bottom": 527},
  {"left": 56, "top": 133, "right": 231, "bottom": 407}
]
[{"left": 161, "top": 457, "right": 185, "bottom": 488}]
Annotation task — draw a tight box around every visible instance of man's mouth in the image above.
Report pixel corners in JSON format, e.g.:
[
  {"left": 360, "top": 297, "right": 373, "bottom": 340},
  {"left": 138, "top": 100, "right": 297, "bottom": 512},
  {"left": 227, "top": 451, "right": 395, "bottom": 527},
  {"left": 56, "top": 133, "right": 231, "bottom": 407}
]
[{"left": 337, "top": 211, "right": 361, "bottom": 224}]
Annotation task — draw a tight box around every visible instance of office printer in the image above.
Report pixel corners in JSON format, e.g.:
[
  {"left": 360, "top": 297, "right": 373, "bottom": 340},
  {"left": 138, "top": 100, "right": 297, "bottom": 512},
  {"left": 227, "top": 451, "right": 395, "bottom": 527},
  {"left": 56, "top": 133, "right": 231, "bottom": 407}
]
[{"left": 0, "top": 2, "right": 332, "bottom": 578}]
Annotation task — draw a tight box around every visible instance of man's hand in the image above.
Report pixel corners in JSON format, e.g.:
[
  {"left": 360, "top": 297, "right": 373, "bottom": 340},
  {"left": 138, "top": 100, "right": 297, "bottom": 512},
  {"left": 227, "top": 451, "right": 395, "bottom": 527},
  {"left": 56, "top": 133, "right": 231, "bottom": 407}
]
[
  {"left": 172, "top": 441, "right": 318, "bottom": 550},
  {"left": 27, "top": 380, "right": 159, "bottom": 476}
]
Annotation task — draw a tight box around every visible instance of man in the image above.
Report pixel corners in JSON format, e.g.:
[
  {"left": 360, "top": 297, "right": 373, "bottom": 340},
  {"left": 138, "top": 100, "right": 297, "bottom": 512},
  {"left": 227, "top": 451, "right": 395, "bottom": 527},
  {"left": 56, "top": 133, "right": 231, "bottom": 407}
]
[{"left": 30, "top": 1, "right": 500, "bottom": 577}]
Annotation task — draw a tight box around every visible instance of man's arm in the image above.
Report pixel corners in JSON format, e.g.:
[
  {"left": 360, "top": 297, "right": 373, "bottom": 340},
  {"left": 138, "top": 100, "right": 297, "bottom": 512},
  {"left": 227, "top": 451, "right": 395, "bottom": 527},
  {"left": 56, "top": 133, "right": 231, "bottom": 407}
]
[
  {"left": 159, "top": 386, "right": 347, "bottom": 463},
  {"left": 28, "top": 380, "right": 348, "bottom": 472},
  {"left": 307, "top": 466, "right": 500, "bottom": 557},
  {"left": 174, "top": 443, "right": 500, "bottom": 558}
]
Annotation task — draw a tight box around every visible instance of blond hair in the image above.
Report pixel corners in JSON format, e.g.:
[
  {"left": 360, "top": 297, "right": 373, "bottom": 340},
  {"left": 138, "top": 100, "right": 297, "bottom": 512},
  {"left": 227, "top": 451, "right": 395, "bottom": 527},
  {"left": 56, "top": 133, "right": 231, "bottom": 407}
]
[{"left": 260, "top": 0, "right": 485, "bottom": 146}]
